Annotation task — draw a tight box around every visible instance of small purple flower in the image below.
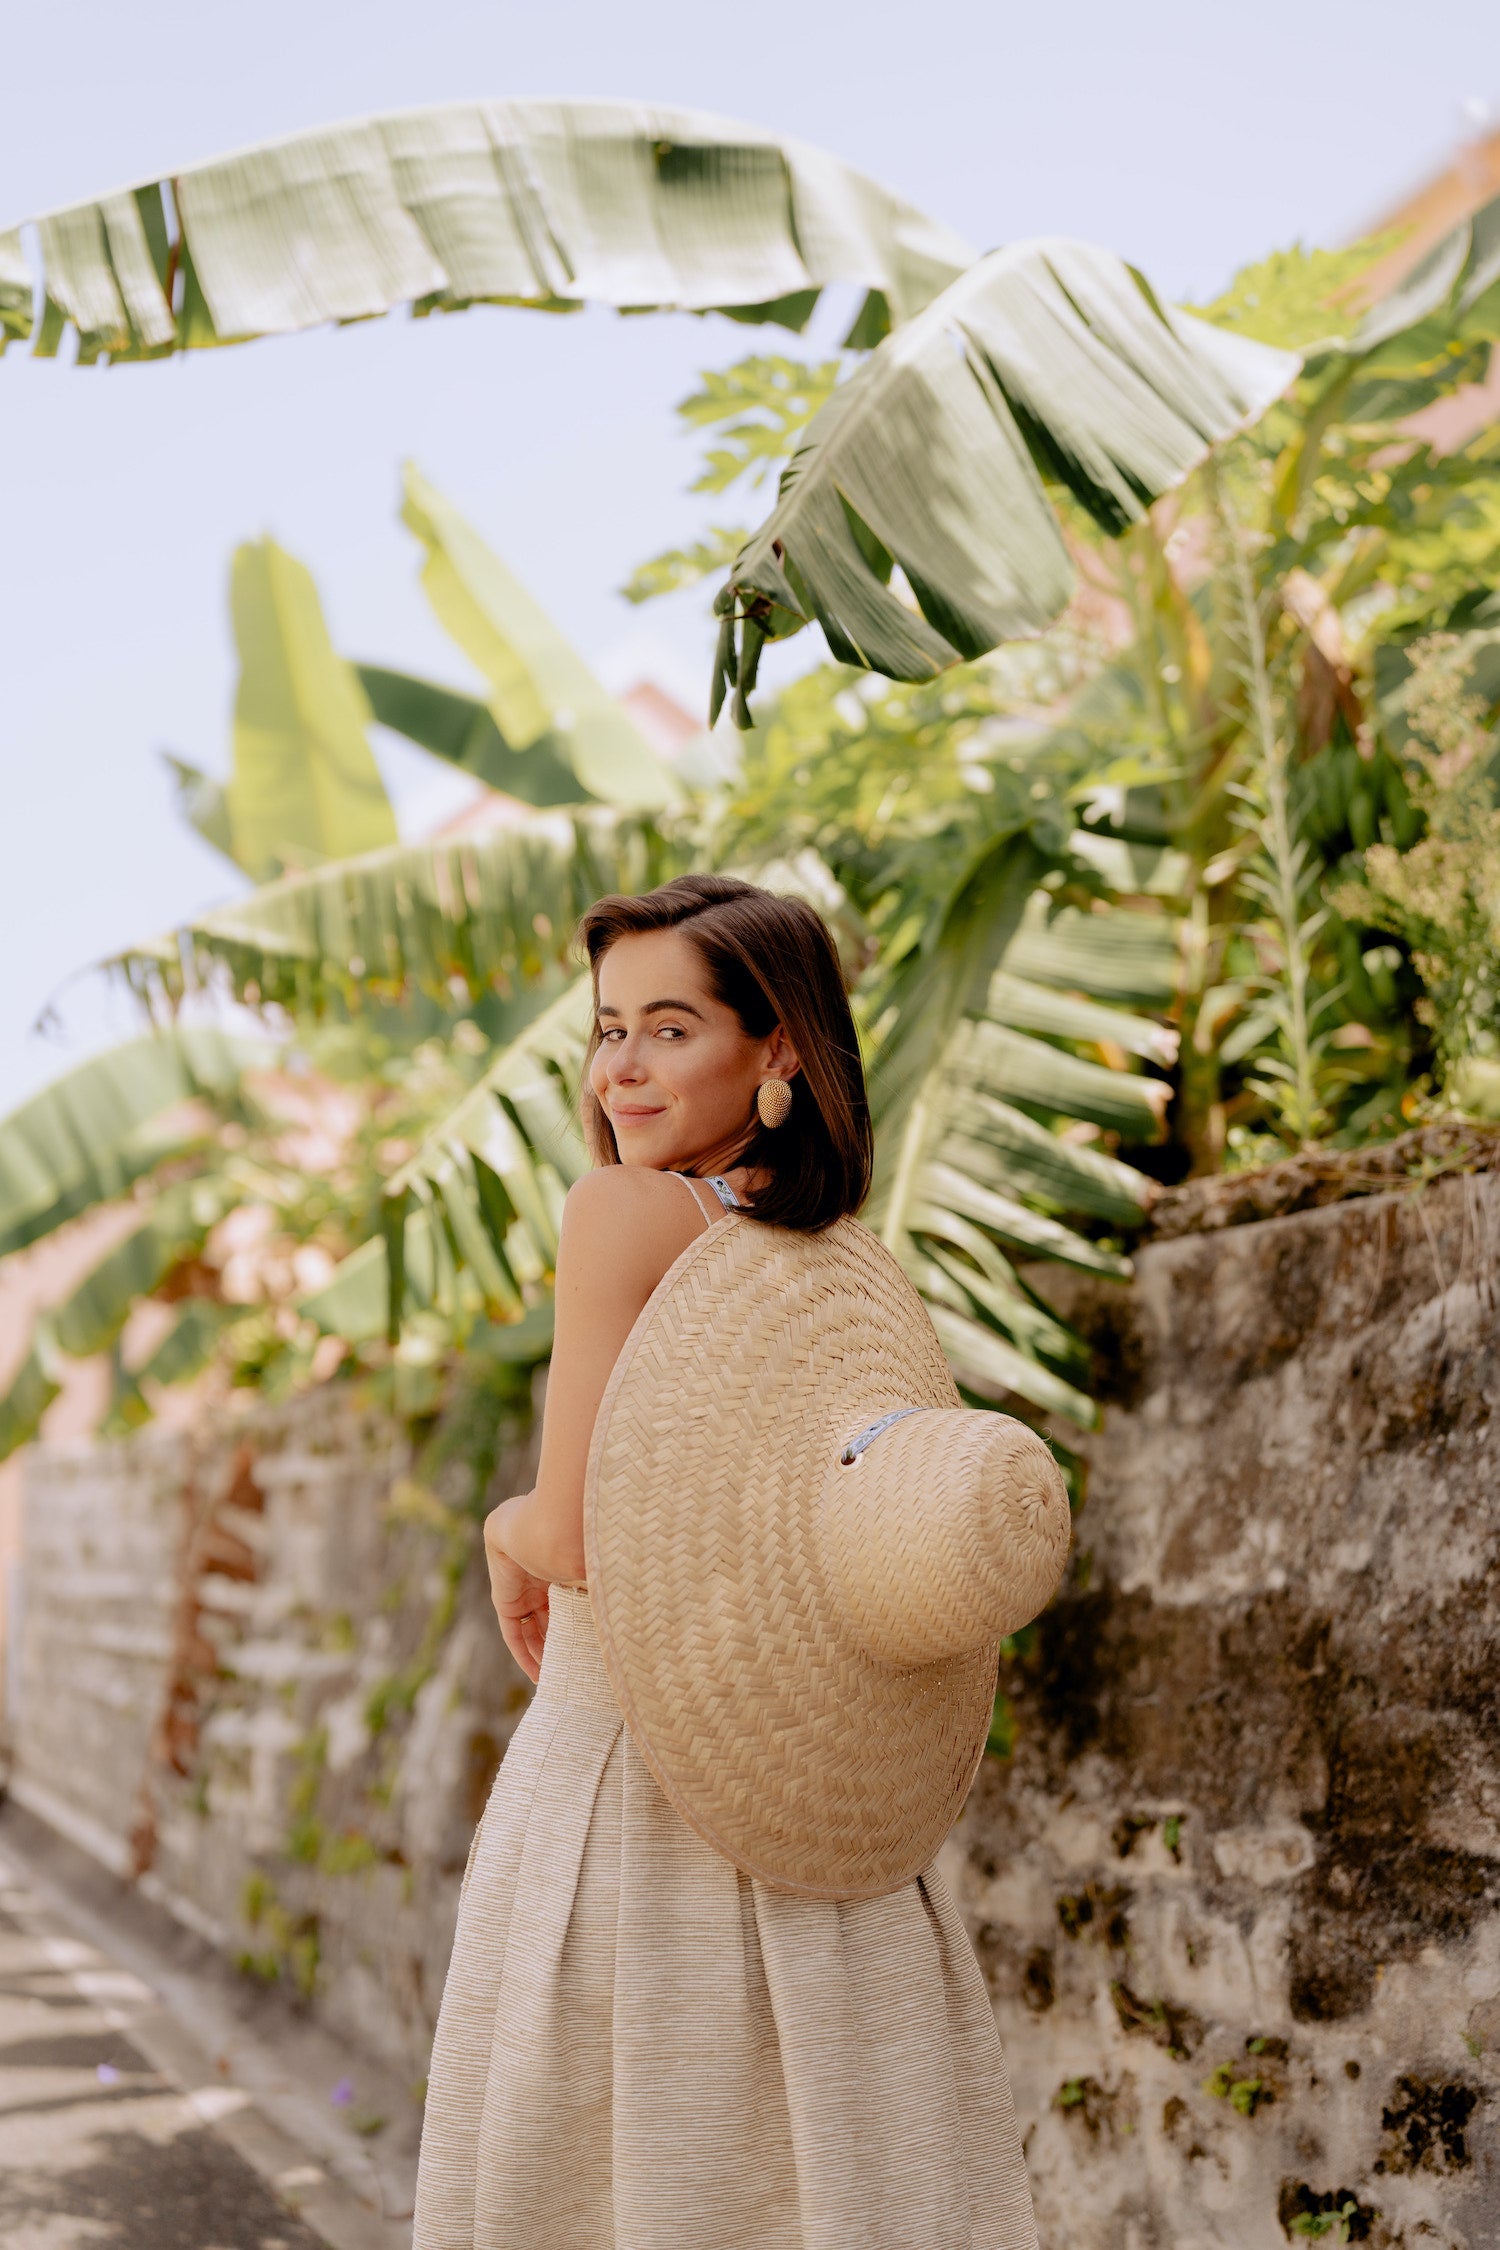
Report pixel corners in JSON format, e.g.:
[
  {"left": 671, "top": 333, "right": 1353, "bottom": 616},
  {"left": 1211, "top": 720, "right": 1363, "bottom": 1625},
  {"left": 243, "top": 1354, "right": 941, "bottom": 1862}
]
[
  {"left": 331, "top": 2077, "right": 355, "bottom": 2107},
  {"left": 96, "top": 2063, "right": 121, "bottom": 2086}
]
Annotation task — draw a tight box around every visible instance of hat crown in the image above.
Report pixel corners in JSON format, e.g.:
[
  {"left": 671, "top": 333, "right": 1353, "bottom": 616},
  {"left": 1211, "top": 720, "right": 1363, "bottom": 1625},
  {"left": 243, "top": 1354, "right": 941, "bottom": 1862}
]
[
  {"left": 819, "top": 1407, "right": 1072, "bottom": 1669},
  {"left": 587, "top": 1213, "right": 1069, "bottom": 1897}
]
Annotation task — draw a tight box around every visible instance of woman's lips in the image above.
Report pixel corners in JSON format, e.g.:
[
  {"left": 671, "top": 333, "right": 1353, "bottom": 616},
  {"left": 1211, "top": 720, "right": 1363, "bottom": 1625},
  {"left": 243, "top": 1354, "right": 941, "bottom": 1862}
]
[{"left": 609, "top": 1103, "right": 667, "bottom": 1123}]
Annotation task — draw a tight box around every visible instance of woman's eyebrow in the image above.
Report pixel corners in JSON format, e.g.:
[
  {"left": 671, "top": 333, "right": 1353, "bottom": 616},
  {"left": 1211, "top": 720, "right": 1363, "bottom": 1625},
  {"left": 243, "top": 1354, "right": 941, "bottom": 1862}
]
[{"left": 596, "top": 997, "right": 705, "bottom": 1020}]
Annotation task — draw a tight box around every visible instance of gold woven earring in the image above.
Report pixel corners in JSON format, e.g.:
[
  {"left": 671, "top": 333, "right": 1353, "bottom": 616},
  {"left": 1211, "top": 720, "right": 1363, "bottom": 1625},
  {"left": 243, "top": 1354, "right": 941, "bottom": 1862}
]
[{"left": 757, "top": 1079, "right": 793, "bottom": 1129}]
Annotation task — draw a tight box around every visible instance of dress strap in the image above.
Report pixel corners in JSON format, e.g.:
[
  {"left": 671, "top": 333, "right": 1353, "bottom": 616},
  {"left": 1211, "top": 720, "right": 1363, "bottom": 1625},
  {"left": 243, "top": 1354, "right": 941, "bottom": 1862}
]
[{"left": 670, "top": 1172, "right": 741, "bottom": 1228}]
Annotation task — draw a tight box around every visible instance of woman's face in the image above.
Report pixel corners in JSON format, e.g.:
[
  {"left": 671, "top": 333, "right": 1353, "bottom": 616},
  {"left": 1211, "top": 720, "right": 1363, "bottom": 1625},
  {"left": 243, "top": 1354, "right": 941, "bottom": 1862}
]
[{"left": 589, "top": 929, "right": 798, "bottom": 1176}]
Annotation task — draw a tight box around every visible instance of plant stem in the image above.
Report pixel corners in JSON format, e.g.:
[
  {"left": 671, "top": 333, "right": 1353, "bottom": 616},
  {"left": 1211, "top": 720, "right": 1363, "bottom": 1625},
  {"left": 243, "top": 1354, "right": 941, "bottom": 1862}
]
[{"left": 1207, "top": 460, "right": 1321, "bottom": 1142}]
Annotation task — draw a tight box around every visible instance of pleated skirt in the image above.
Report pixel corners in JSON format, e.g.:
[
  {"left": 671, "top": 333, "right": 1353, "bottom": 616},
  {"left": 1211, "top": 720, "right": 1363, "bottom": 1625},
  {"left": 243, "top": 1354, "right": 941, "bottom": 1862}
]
[{"left": 413, "top": 1588, "right": 1037, "bottom": 2250}]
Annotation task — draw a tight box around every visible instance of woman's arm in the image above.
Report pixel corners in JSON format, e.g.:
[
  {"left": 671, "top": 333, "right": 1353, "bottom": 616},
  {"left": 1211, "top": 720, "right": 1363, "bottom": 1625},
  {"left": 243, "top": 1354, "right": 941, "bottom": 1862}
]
[{"left": 483, "top": 1168, "right": 708, "bottom": 1673}]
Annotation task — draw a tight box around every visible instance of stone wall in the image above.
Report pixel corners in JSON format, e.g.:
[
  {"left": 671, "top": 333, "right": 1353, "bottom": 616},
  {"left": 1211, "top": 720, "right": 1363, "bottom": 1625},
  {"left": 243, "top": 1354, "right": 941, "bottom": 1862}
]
[
  {"left": 10, "top": 1155, "right": 1500, "bottom": 2246},
  {"left": 12, "top": 1387, "right": 538, "bottom": 2093},
  {"left": 945, "top": 1157, "right": 1500, "bottom": 2249}
]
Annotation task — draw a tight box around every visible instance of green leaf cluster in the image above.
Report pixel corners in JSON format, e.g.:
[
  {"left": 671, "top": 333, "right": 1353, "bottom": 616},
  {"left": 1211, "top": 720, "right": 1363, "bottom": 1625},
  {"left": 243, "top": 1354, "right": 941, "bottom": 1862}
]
[{"left": 9, "top": 111, "right": 1500, "bottom": 1468}]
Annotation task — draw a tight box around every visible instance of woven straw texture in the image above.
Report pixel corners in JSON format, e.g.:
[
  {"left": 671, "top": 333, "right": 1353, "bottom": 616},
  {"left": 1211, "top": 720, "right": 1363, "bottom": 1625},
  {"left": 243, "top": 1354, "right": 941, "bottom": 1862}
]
[
  {"left": 585, "top": 1213, "right": 1070, "bottom": 1901},
  {"left": 412, "top": 1589, "right": 1039, "bottom": 2250}
]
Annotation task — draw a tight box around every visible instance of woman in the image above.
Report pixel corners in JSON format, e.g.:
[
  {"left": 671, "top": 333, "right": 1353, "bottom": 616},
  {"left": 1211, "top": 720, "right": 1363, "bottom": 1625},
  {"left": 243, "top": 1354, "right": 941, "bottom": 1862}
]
[{"left": 413, "top": 872, "right": 1047, "bottom": 2250}]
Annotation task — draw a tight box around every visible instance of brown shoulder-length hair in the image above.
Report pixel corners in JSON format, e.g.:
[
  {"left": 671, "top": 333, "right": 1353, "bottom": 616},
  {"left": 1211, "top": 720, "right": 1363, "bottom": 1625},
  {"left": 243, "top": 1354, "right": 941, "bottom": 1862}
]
[{"left": 576, "top": 874, "right": 872, "bottom": 1232}]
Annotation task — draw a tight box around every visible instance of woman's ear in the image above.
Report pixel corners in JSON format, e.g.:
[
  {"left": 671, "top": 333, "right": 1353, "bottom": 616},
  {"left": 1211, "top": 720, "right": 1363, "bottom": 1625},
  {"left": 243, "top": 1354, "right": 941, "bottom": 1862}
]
[{"left": 764, "top": 1025, "right": 801, "bottom": 1081}]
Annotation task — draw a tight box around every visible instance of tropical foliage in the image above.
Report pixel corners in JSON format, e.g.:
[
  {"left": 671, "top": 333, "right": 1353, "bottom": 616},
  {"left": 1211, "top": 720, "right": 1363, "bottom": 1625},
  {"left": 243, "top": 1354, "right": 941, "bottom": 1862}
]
[
  {"left": 708, "top": 243, "right": 1296, "bottom": 720},
  {"left": 641, "top": 221, "right": 1500, "bottom": 1170},
  {"left": 0, "top": 460, "right": 1175, "bottom": 1452},
  {"left": 0, "top": 100, "right": 971, "bottom": 361},
  {"left": 4, "top": 113, "right": 1500, "bottom": 1472}
]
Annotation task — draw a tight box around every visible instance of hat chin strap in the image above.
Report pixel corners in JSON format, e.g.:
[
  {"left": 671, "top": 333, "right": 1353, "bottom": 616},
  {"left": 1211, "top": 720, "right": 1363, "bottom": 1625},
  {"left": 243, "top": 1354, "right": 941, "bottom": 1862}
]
[
  {"left": 819, "top": 1408, "right": 1073, "bottom": 1668},
  {"left": 838, "top": 1407, "right": 921, "bottom": 1465}
]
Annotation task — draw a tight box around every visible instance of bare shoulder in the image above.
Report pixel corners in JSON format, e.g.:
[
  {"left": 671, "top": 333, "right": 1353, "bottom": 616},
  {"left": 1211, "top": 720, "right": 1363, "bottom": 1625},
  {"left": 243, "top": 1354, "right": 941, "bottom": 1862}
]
[
  {"left": 558, "top": 1167, "right": 709, "bottom": 1305},
  {"left": 562, "top": 1164, "right": 704, "bottom": 1227}
]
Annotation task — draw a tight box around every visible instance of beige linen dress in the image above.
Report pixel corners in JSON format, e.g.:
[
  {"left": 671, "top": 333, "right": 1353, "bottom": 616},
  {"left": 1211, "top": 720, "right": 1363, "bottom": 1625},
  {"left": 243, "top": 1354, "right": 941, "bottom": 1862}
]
[{"left": 412, "top": 1586, "right": 1039, "bottom": 2250}]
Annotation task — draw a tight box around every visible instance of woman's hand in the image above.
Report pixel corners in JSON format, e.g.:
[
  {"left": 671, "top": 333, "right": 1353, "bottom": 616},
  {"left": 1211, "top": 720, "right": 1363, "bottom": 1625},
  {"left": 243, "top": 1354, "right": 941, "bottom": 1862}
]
[{"left": 484, "top": 1500, "right": 551, "bottom": 1683}]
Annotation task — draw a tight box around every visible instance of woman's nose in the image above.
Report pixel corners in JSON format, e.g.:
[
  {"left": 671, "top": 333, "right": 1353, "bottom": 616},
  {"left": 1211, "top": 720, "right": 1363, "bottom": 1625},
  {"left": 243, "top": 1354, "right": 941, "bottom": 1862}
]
[{"left": 606, "top": 1034, "right": 645, "bottom": 1081}]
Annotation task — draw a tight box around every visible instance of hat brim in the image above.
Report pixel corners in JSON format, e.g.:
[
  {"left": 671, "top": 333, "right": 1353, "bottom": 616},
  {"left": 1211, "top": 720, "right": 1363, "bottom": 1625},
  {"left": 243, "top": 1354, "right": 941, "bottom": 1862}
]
[{"left": 585, "top": 1214, "right": 998, "bottom": 1901}]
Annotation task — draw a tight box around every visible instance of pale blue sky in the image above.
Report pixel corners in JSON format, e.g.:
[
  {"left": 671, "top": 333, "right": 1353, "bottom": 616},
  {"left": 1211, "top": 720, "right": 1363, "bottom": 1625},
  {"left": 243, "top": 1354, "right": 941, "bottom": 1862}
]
[{"left": 3, "top": 0, "right": 1497, "bottom": 1110}]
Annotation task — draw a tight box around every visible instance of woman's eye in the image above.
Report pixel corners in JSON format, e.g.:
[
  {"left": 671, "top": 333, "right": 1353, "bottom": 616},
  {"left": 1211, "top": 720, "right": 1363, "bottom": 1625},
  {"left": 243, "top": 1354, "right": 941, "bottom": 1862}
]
[
  {"left": 599, "top": 1026, "right": 624, "bottom": 1042},
  {"left": 655, "top": 1024, "right": 685, "bottom": 1039}
]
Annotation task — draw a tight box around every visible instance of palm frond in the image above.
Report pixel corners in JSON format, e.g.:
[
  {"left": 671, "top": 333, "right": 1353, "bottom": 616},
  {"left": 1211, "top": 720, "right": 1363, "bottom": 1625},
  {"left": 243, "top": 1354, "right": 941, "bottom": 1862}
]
[
  {"left": 0, "top": 1322, "right": 62, "bottom": 1465},
  {"left": 134, "top": 1300, "right": 234, "bottom": 1390},
  {"left": 0, "top": 1028, "right": 267, "bottom": 1259},
  {"left": 866, "top": 829, "right": 1049, "bottom": 1145},
  {"left": 224, "top": 539, "right": 397, "bottom": 879},
  {"left": 0, "top": 1171, "right": 237, "bottom": 1462},
  {"left": 712, "top": 240, "right": 1298, "bottom": 719},
  {"left": 0, "top": 100, "right": 972, "bottom": 364},
  {"left": 398, "top": 465, "right": 676, "bottom": 810},
  {"left": 304, "top": 978, "right": 592, "bottom": 1342},
  {"left": 357, "top": 666, "right": 585, "bottom": 806},
  {"left": 49, "top": 1175, "right": 235, "bottom": 1359},
  {"left": 986, "top": 971, "right": 1179, "bottom": 1065},
  {"left": 112, "top": 810, "right": 683, "bottom": 1014},
  {"left": 1351, "top": 189, "right": 1500, "bottom": 352},
  {"left": 1000, "top": 894, "right": 1180, "bottom": 1010},
  {"left": 868, "top": 891, "right": 1167, "bottom": 1425},
  {"left": 298, "top": 1237, "right": 392, "bottom": 1346},
  {"left": 162, "top": 754, "right": 237, "bottom": 867},
  {"left": 383, "top": 977, "right": 592, "bottom": 1332}
]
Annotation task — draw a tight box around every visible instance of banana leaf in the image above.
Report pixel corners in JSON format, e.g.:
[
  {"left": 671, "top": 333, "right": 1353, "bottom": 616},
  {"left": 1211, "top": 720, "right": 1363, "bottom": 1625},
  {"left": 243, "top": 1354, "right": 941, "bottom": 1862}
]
[
  {"left": 0, "top": 1321, "right": 61, "bottom": 1464},
  {"left": 1352, "top": 189, "right": 1500, "bottom": 353},
  {"left": 304, "top": 978, "right": 592, "bottom": 1341},
  {"left": 867, "top": 883, "right": 1164, "bottom": 1423},
  {"left": 1000, "top": 895, "right": 1180, "bottom": 1010},
  {"left": 382, "top": 977, "right": 592, "bottom": 1332},
  {"left": 985, "top": 971, "right": 1180, "bottom": 1065},
  {"left": 866, "top": 829, "right": 1048, "bottom": 1149},
  {"left": 299, "top": 1236, "right": 396, "bottom": 1346},
  {"left": 224, "top": 539, "right": 398, "bottom": 879},
  {"left": 357, "top": 666, "right": 585, "bottom": 806},
  {"left": 0, "top": 1028, "right": 268, "bottom": 1259},
  {"left": 162, "top": 754, "right": 237, "bottom": 867},
  {"left": 50, "top": 1175, "right": 234, "bottom": 1359},
  {"left": 399, "top": 465, "right": 676, "bottom": 811},
  {"left": 135, "top": 1300, "right": 233, "bottom": 1389},
  {"left": 957, "top": 1019, "right": 1169, "bottom": 1139},
  {"left": 111, "top": 810, "right": 683, "bottom": 1014},
  {"left": 0, "top": 100, "right": 972, "bottom": 363},
  {"left": 712, "top": 240, "right": 1298, "bottom": 718},
  {"left": 0, "top": 1171, "right": 234, "bottom": 1461}
]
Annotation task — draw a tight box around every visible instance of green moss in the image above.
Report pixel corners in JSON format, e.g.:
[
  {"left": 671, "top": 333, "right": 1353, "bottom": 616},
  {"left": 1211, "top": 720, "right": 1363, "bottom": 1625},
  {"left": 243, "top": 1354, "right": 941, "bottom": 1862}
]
[
  {"left": 322, "top": 1611, "right": 357, "bottom": 1654},
  {"left": 1288, "top": 2212, "right": 1356, "bottom": 2242},
  {"left": 234, "top": 1947, "right": 284, "bottom": 1984},
  {"left": 234, "top": 1871, "right": 320, "bottom": 1999},
  {"left": 285, "top": 1813, "right": 323, "bottom": 1864},
  {"left": 319, "top": 1828, "right": 381, "bottom": 1877},
  {"left": 239, "top": 1869, "right": 277, "bottom": 1930},
  {"left": 1202, "top": 2060, "right": 1272, "bottom": 2116},
  {"left": 986, "top": 1693, "right": 1015, "bottom": 1761}
]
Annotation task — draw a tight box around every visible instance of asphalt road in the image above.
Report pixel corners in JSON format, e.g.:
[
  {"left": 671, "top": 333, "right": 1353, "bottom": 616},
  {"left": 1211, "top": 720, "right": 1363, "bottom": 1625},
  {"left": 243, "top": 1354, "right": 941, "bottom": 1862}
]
[{"left": 0, "top": 1840, "right": 395, "bottom": 2250}]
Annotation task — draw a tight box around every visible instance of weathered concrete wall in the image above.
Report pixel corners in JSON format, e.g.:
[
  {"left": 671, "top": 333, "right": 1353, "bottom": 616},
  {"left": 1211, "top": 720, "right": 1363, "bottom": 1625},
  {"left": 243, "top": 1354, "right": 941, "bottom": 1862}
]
[
  {"left": 943, "top": 1161, "right": 1500, "bottom": 2249},
  {"left": 11, "top": 1157, "right": 1500, "bottom": 2246},
  {"left": 13, "top": 1389, "right": 537, "bottom": 2093}
]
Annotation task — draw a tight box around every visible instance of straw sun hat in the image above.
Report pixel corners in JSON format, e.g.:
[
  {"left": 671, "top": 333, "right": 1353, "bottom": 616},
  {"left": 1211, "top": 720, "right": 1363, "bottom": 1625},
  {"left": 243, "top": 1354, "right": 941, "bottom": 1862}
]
[{"left": 584, "top": 1208, "right": 1073, "bottom": 1901}]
